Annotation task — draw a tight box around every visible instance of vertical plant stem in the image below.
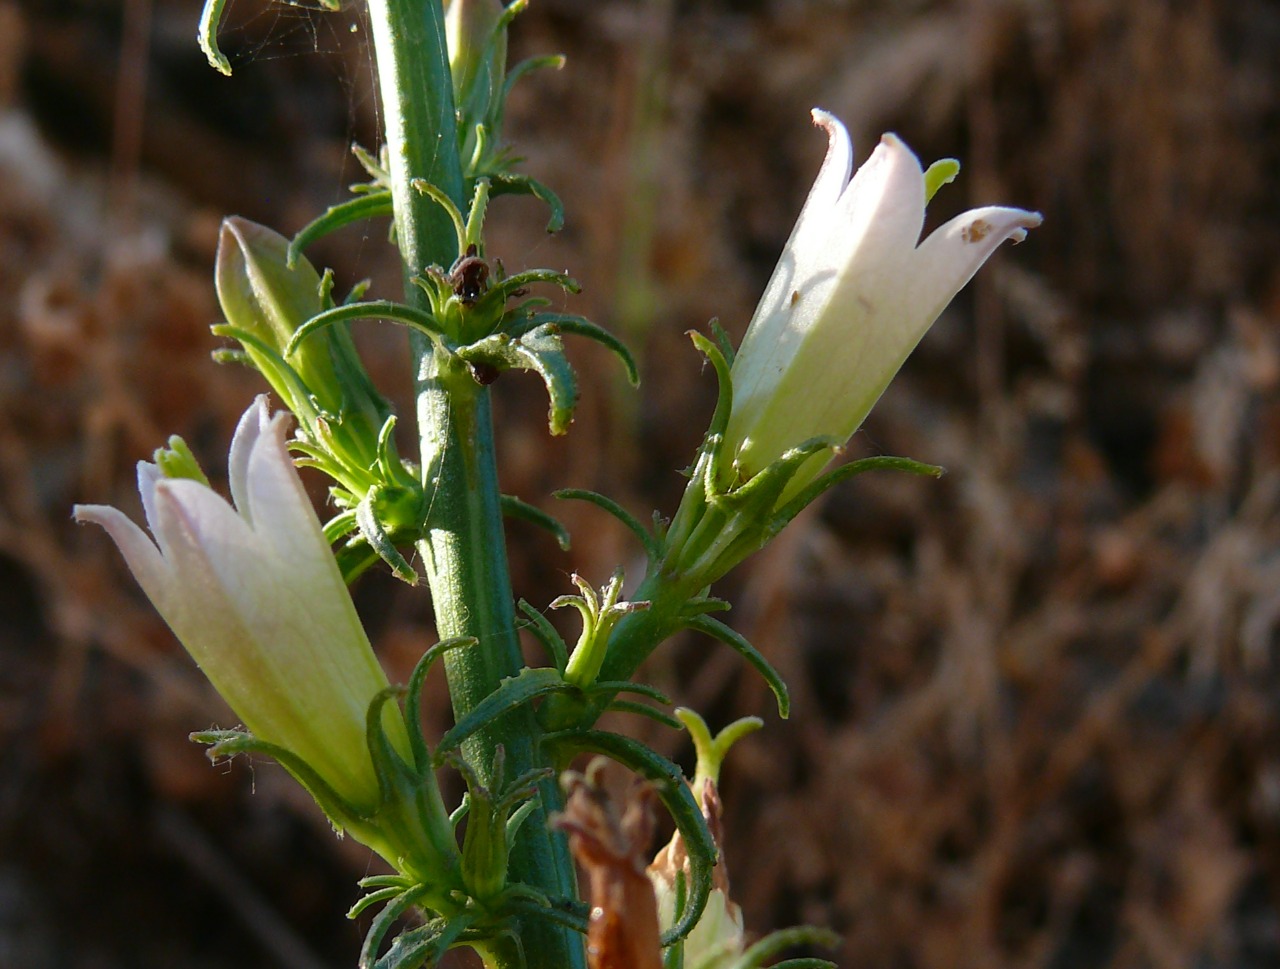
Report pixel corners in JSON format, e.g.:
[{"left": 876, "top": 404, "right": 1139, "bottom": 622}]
[{"left": 365, "top": 2, "right": 583, "bottom": 967}]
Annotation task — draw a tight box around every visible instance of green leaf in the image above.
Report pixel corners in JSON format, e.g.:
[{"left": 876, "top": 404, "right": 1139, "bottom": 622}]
[
  {"left": 512, "top": 312, "right": 639, "bottom": 386},
  {"left": 197, "top": 0, "right": 231, "bottom": 75},
  {"left": 683, "top": 615, "right": 790, "bottom": 719},
  {"left": 501, "top": 494, "right": 571, "bottom": 550},
  {"left": 517, "top": 599, "right": 570, "bottom": 673},
  {"left": 435, "top": 667, "right": 570, "bottom": 757},
  {"left": 541, "top": 730, "right": 716, "bottom": 947},
  {"left": 458, "top": 326, "right": 578, "bottom": 435},
  {"left": 584, "top": 681, "right": 673, "bottom": 706},
  {"left": 553, "top": 489, "right": 661, "bottom": 562},
  {"left": 490, "top": 170, "right": 566, "bottom": 233},
  {"left": 285, "top": 301, "right": 447, "bottom": 357},
  {"left": 604, "top": 699, "right": 683, "bottom": 730},
  {"left": 289, "top": 191, "right": 394, "bottom": 267}
]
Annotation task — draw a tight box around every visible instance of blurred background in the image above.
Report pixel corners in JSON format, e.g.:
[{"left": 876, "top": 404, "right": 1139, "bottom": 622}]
[{"left": 3, "top": 0, "right": 1280, "bottom": 966}]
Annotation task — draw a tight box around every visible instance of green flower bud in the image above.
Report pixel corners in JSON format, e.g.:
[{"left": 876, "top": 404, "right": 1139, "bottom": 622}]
[{"left": 215, "top": 217, "right": 390, "bottom": 481}]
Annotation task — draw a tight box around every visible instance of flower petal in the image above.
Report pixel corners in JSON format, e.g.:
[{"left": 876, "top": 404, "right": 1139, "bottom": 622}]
[
  {"left": 73, "top": 502, "right": 172, "bottom": 607},
  {"left": 228, "top": 394, "right": 272, "bottom": 521},
  {"left": 908, "top": 204, "right": 1044, "bottom": 327}
]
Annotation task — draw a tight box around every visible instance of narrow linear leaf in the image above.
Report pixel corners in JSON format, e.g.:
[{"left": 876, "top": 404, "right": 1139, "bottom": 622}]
[
  {"left": 553, "top": 489, "right": 661, "bottom": 562},
  {"left": 684, "top": 615, "right": 789, "bottom": 719},
  {"left": 604, "top": 699, "right": 683, "bottom": 731},
  {"left": 289, "top": 191, "right": 394, "bottom": 267},
  {"left": 197, "top": 0, "right": 231, "bottom": 75},
  {"left": 585, "top": 681, "right": 673, "bottom": 706},
  {"left": 285, "top": 301, "right": 446, "bottom": 357},
  {"left": 516, "top": 313, "right": 639, "bottom": 386},
  {"left": 436, "top": 667, "right": 570, "bottom": 756},
  {"left": 724, "top": 927, "right": 841, "bottom": 969},
  {"left": 490, "top": 171, "right": 566, "bottom": 233},
  {"left": 501, "top": 494, "right": 571, "bottom": 551}
]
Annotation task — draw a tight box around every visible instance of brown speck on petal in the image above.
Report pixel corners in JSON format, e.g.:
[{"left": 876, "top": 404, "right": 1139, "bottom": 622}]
[
  {"left": 962, "top": 217, "right": 993, "bottom": 243},
  {"left": 554, "top": 760, "right": 663, "bottom": 969}
]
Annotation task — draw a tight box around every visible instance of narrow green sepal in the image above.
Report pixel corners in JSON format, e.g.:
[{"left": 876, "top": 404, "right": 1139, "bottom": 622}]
[
  {"left": 285, "top": 301, "right": 447, "bottom": 357},
  {"left": 511, "top": 312, "right": 639, "bottom": 386},
  {"left": 708, "top": 317, "right": 735, "bottom": 368},
  {"left": 505, "top": 798, "right": 541, "bottom": 847},
  {"left": 501, "top": 53, "right": 566, "bottom": 106},
  {"left": 501, "top": 494, "right": 571, "bottom": 550},
  {"left": 682, "top": 596, "right": 731, "bottom": 617},
  {"left": 288, "top": 191, "right": 394, "bottom": 267},
  {"left": 540, "top": 730, "right": 716, "bottom": 947},
  {"left": 191, "top": 729, "right": 363, "bottom": 833},
  {"left": 405, "top": 637, "right": 476, "bottom": 773},
  {"left": 435, "top": 667, "right": 570, "bottom": 758},
  {"left": 770, "top": 454, "right": 944, "bottom": 535},
  {"left": 347, "top": 885, "right": 406, "bottom": 920},
  {"left": 553, "top": 489, "right": 662, "bottom": 562},
  {"left": 683, "top": 615, "right": 790, "bottom": 719},
  {"left": 490, "top": 171, "right": 566, "bottom": 233},
  {"left": 517, "top": 599, "right": 570, "bottom": 673},
  {"left": 356, "top": 488, "right": 418, "bottom": 584},
  {"left": 209, "top": 324, "right": 317, "bottom": 425},
  {"left": 689, "top": 330, "right": 735, "bottom": 444}
]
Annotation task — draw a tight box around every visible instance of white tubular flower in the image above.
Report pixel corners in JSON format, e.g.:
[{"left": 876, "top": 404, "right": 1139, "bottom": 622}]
[
  {"left": 74, "top": 397, "right": 404, "bottom": 814},
  {"left": 724, "top": 109, "right": 1042, "bottom": 491}
]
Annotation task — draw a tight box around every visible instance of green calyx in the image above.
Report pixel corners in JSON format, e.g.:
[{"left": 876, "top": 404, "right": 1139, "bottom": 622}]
[
  {"left": 556, "top": 570, "right": 651, "bottom": 690},
  {"left": 663, "top": 329, "right": 944, "bottom": 589}
]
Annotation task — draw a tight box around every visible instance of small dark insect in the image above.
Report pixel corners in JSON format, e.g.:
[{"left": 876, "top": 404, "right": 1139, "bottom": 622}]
[{"left": 449, "top": 243, "right": 489, "bottom": 304}]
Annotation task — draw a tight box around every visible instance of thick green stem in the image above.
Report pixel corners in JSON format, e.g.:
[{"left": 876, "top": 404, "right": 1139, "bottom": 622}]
[{"left": 365, "top": 2, "right": 583, "bottom": 967}]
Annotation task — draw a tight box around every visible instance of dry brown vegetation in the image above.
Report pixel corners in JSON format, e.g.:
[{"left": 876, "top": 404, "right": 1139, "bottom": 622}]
[{"left": 3, "top": 1, "right": 1280, "bottom": 967}]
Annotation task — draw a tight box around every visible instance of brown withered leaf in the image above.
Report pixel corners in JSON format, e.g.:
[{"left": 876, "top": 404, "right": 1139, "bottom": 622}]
[{"left": 554, "top": 761, "right": 663, "bottom": 969}]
